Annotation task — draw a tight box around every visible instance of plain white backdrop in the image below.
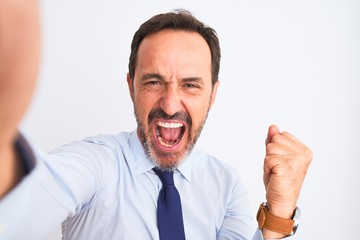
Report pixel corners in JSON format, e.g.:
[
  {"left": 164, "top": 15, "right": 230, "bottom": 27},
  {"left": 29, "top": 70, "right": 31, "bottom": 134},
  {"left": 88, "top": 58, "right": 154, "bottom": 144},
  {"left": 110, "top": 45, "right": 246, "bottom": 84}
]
[{"left": 20, "top": 0, "right": 359, "bottom": 239}]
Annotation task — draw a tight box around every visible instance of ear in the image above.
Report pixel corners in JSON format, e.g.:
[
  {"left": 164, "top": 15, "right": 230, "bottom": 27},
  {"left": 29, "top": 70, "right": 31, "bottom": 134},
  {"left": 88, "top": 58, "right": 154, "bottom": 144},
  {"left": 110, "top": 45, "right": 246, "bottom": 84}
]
[
  {"left": 127, "top": 73, "right": 134, "bottom": 101},
  {"left": 210, "top": 80, "right": 220, "bottom": 108}
]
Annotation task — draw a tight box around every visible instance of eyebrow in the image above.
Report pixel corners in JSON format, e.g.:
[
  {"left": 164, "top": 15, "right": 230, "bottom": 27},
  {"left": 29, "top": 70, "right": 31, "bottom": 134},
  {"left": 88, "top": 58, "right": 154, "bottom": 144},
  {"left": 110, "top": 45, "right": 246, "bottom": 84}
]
[
  {"left": 140, "top": 73, "right": 204, "bottom": 83},
  {"left": 182, "top": 77, "right": 204, "bottom": 84},
  {"left": 140, "top": 73, "right": 164, "bottom": 82}
]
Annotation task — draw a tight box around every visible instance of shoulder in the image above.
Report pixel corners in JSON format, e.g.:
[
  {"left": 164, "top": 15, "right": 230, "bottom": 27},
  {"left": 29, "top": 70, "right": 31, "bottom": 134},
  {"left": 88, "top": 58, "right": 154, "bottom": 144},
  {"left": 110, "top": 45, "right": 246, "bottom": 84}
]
[
  {"left": 46, "top": 131, "right": 133, "bottom": 166},
  {"left": 189, "top": 148, "right": 241, "bottom": 183},
  {"left": 81, "top": 131, "right": 132, "bottom": 150},
  {"left": 191, "top": 148, "right": 235, "bottom": 172},
  {"left": 188, "top": 149, "right": 249, "bottom": 202}
]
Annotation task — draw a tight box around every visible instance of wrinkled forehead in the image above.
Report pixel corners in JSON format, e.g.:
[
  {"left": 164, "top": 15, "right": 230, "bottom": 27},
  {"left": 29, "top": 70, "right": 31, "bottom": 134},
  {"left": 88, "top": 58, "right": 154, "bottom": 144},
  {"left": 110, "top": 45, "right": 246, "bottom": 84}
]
[{"left": 135, "top": 29, "right": 212, "bottom": 78}]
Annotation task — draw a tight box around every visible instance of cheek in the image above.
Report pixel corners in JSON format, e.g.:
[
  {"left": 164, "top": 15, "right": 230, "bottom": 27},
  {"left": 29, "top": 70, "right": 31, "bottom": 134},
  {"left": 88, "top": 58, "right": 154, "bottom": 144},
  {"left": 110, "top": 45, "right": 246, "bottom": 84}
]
[
  {"left": 134, "top": 100, "right": 147, "bottom": 119},
  {"left": 134, "top": 94, "right": 156, "bottom": 122},
  {"left": 185, "top": 97, "right": 210, "bottom": 126}
]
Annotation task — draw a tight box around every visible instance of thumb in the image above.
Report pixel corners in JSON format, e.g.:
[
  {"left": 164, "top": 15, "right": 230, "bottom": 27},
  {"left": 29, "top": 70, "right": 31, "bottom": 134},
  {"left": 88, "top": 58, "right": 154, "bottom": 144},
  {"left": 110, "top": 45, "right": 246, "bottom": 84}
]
[{"left": 265, "top": 125, "right": 280, "bottom": 145}]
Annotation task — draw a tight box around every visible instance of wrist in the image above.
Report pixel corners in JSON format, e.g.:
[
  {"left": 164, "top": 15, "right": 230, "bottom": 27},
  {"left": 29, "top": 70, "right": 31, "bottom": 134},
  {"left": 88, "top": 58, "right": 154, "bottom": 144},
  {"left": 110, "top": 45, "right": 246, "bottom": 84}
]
[
  {"left": 262, "top": 228, "right": 287, "bottom": 239},
  {"left": 0, "top": 141, "right": 20, "bottom": 197},
  {"left": 266, "top": 201, "right": 296, "bottom": 219},
  {"left": 257, "top": 202, "right": 301, "bottom": 238},
  {"left": 0, "top": 133, "right": 35, "bottom": 198}
]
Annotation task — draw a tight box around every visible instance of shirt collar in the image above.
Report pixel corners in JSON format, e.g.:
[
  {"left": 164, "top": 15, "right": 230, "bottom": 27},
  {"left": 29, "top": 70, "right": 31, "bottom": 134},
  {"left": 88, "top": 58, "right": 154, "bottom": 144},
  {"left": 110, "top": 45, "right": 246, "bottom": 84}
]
[
  {"left": 177, "top": 152, "right": 193, "bottom": 182},
  {"left": 129, "top": 130, "right": 155, "bottom": 175},
  {"left": 128, "top": 130, "right": 193, "bottom": 182}
]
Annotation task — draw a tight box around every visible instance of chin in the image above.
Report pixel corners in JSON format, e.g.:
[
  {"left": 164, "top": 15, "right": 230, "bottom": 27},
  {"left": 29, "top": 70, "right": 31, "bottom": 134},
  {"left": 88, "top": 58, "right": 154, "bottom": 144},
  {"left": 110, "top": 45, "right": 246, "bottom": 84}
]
[{"left": 151, "top": 150, "right": 188, "bottom": 171}]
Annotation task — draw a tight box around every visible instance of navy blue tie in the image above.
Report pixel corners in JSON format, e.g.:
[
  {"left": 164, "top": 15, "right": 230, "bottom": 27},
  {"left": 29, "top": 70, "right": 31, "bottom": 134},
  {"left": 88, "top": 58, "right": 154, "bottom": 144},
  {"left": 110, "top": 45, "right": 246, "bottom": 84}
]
[{"left": 153, "top": 168, "right": 186, "bottom": 240}]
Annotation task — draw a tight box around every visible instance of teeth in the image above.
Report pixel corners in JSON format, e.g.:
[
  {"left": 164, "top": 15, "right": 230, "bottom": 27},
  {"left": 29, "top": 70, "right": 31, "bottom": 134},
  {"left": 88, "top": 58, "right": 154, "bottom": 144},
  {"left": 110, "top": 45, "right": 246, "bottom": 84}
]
[
  {"left": 158, "top": 136, "right": 178, "bottom": 147},
  {"left": 157, "top": 121, "right": 183, "bottom": 128}
]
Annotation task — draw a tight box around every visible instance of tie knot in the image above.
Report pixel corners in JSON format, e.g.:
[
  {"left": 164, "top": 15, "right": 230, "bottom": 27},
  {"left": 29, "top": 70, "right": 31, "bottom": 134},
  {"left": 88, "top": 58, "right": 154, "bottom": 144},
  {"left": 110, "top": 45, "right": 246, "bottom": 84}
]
[{"left": 153, "top": 168, "right": 174, "bottom": 186}]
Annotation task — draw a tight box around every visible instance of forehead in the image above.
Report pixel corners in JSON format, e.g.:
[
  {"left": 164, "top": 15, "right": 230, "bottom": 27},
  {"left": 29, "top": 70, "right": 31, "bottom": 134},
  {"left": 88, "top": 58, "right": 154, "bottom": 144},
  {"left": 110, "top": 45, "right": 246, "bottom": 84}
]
[
  {"left": 139, "top": 29, "right": 209, "bottom": 50},
  {"left": 135, "top": 29, "right": 212, "bottom": 78}
]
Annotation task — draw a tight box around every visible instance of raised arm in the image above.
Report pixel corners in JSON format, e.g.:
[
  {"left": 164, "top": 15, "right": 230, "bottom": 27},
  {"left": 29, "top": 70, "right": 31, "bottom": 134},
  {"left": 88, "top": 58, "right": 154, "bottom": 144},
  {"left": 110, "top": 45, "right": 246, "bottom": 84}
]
[
  {"left": 0, "top": 0, "right": 40, "bottom": 197},
  {"left": 261, "top": 125, "right": 312, "bottom": 238}
]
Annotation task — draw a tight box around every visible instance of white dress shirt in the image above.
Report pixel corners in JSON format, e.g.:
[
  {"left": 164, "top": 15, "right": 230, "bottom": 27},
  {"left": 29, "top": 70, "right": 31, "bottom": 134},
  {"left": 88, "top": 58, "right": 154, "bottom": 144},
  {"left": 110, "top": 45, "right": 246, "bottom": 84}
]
[{"left": 0, "top": 131, "right": 293, "bottom": 240}]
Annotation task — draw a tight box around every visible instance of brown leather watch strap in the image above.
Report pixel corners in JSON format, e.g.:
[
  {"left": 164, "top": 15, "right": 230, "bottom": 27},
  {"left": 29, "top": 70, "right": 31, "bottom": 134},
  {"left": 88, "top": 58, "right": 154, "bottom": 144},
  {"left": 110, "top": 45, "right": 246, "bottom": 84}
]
[{"left": 256, "top": 203, "right": 295, "bottom": 235}]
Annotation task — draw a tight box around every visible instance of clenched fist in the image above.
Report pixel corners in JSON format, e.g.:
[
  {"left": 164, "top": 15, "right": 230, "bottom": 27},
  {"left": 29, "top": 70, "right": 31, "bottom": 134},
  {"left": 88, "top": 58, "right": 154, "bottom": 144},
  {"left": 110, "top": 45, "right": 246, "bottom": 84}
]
[{"left": 262, "top": 125, "right": 312, "bottom": 237}]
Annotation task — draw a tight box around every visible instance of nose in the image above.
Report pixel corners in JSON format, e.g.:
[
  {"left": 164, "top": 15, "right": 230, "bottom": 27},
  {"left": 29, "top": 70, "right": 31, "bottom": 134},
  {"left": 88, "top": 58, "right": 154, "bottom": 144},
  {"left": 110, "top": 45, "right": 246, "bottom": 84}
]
[{"left": 160, "top": 84, "right": 183, "bottom": 116}]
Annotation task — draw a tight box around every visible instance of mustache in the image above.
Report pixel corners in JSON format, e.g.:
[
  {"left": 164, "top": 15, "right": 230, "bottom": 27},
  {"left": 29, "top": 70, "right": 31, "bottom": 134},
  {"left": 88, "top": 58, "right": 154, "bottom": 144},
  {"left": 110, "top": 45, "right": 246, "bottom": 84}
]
[{"left": 148, "top": 109, "right": 191, "bottom": 125}]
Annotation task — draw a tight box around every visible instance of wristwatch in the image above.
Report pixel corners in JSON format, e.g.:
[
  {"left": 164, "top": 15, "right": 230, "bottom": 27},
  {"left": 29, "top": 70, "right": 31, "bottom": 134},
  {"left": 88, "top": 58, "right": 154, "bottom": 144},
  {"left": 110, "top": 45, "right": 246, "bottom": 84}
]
[{"left": 256, "top": 202, "right": 301, "bottom": 236}]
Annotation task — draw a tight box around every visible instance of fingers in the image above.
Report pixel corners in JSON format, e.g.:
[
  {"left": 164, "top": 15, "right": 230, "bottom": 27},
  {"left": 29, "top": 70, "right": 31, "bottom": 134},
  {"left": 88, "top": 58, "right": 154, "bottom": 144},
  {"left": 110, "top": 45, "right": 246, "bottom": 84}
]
[
  {"left": 263, "top": 125, "right": 313, "bottom": 221},
  {"left": 265, "top": 125, "right": 280, "bottom": 145},
  {"left": 266, "top": 127, "right": 306, "bottom": 155},
  {"left": 266, "top": 125, "right": 301, "bottom": 145},
  {"left": 265, "top": 130, "right": 312, "bottom": 172},
  {"left": 263, "top": 125, "right": 313, "bottom": 194}
]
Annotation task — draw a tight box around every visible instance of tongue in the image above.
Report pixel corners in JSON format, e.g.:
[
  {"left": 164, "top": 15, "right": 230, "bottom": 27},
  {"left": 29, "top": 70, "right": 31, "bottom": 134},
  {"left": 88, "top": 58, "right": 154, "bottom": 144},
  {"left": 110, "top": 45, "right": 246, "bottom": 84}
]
[{"left": 159, "top": 127, "right": 181, "bottom": 141}]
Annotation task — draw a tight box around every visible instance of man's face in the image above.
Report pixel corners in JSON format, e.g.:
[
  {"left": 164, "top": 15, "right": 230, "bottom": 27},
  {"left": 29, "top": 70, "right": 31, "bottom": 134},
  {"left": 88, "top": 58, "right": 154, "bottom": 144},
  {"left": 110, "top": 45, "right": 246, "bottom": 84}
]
[{"left": 127, "top": 29, "right": 219, "bottom": 170}]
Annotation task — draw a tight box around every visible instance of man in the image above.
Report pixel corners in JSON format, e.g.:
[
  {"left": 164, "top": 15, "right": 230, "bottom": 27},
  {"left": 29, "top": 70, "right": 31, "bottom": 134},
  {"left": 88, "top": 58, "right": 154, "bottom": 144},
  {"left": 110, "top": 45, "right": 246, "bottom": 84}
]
[{"left": 0, "top": 1, "right": 312, "bottom": 239}]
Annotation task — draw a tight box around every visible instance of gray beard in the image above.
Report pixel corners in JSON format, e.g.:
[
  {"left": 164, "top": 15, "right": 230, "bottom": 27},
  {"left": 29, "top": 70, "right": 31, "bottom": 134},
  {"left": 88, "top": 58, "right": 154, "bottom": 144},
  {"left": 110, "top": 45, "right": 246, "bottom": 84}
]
[{"left": 134, "top": 109, "right": 208, "bottom": 171}]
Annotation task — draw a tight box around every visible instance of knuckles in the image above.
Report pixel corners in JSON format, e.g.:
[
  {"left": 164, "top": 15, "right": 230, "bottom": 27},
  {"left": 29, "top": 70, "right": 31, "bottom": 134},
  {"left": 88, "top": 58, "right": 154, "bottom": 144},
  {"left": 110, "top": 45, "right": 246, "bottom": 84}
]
[
  {"left": 270, "top": 134, "right": 283, "bottom": 143},
  {"left": 263, "top": 130, "right": 313, "bottom": 207},
  {"left": 264, "top": 150, "right": 311, "bottom": 178},
  {"left": 265, "top": 135, "right": 313, "bottom": 167}
]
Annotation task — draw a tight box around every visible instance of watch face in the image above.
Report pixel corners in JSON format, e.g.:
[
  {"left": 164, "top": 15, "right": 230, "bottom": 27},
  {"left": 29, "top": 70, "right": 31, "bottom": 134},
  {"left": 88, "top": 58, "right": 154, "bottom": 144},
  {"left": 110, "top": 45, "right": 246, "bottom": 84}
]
[{"left": 292, "top": 207, "right": 301, "bottom": 235}]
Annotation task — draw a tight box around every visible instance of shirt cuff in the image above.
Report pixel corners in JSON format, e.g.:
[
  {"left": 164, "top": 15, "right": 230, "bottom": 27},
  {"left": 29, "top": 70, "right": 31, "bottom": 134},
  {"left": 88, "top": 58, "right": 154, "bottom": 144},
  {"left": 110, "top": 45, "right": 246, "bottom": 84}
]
[
  {"left": 253, "top": 229, "right": 295, "bottom": 240},
  {"left": 15, "top": 133, "right": 36, "bottom": 174}
]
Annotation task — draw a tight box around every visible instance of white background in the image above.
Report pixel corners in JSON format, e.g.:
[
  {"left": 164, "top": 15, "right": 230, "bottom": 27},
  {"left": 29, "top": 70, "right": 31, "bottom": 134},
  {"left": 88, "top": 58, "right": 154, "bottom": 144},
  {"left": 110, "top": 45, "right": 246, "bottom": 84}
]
[{"left": 20, "top": 0, "right": 359, "bottom": 239}]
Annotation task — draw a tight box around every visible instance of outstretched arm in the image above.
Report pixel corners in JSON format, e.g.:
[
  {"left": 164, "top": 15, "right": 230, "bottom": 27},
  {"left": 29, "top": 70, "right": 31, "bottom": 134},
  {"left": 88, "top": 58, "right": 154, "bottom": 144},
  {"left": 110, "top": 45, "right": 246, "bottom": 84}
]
[{"left": 0, "top": 0, "right": 40, "bottom": 197}]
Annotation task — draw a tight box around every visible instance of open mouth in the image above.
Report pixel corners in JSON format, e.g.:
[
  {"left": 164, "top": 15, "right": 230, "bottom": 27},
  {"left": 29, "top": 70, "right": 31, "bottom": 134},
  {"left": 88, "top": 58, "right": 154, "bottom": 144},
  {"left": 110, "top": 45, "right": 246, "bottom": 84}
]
[{"left": 155, "top": 120, "right": 186, "bottom": 148}]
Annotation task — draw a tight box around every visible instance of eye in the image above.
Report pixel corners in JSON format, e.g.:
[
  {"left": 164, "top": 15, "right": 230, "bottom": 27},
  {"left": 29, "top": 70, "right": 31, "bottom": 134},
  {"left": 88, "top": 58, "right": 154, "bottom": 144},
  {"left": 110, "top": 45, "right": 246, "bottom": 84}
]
[
  {"left": 142, "top": 80, "right": 164, "bottom": 91},
  {"left": 183, "top": 83, "right": 199, "bottom": 89},
  {"left": 182, "top": 82, "right": 202, "bottom": 95},
  {"left": 145, "top": 80, "right": 161, "bottom": 85}
]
